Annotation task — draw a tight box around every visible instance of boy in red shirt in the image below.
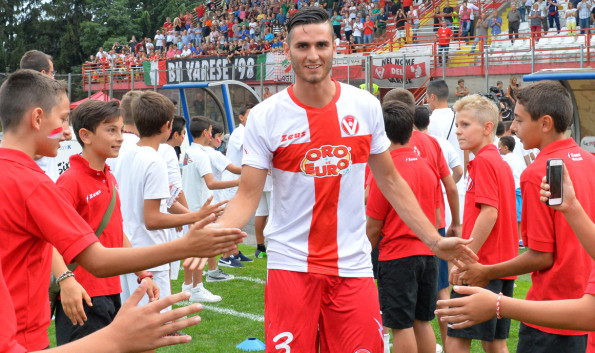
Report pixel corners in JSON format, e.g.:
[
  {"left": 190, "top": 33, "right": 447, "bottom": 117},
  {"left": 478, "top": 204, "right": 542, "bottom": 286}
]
[
  {"left": 446, "top": 94, "right": 518, "bottom": 353},
  {"left": 52, "top": 100, "right": 159, "bottom": 344},
  {"left": 0, "top": 70, "right": 244, "bottom": 351},
  {"left": 451, "top": 80, "right": 595, "bottom": 353},
  {"left": 367, "top": 100, "right": 442, "bottom": 353}
]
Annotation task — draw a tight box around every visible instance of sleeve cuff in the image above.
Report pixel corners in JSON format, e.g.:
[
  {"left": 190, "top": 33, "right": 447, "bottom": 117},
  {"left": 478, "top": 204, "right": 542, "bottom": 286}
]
[
  {"left": 61, "top": 233, "right": 99, "bottom": 264},
  {"left": 243, "top": 154, "right": 271, "bottom": 170},
  {"left": 475, "top": 196, "right": 499, "bottom": 209}
]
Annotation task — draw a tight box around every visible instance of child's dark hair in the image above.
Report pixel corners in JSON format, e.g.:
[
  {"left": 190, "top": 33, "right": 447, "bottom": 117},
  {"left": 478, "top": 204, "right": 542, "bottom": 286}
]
[
  {"left": 20, "top": 50, "right": 52, "bottom": 72},
  {"left": 133, "top": 91, "right": 175, "bottom": 138},
  {"left": 499, "top": 135, "right": 515, "bottom": 152},
  {"left": 427, "top": 80, "right": 449, "bottom": 101},
  {"left": 0, "top": 70, "right": 67, "bottom": 132},
  {"left": 516, "top": 80, "right": 572, "bottom": 133},
  {"left": 382, "top": 100, "right": 414, "bottom": 145},
  {"left": 239, "top": 102, "right": 255, "bottom": 117},
  {"left": 71, "top": 100, "right": 121, "bottom": 147},
  {"left": 168, "top": 116, "right": 187, "bottom": 140},
  {"left": 189, "top": 116, "right": 212, "bottom": 139},
  {"left": 413, "top": 106, "right": 430, "bottom": 130},
  {"left": 496, "top": 121, "right": 505, "bottom": 137},
  {"left": 211, "top": 120, "right": 224, "bottom": 136},
  {"left": 286, "top": 7, "right": 331, "bottom": 43},
  {"left": 120, "top": 91, "right": 142, "bottom": 127}
]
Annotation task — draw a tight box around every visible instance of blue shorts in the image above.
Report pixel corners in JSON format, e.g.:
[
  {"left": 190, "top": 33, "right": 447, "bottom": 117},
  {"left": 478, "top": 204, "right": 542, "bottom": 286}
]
[
  {"left": 516, "top": 188, "right": 522, "bottom": 222},
  {"left": 437, "top": 228, "right": 450, "bottom": 290}
]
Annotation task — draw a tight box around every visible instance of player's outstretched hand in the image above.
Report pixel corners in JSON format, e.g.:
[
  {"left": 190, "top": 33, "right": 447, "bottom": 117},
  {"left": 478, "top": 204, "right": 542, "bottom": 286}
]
[
  {"left": 540, "top": 165, "right": 576, "bottom": 213},
  {"left": 105, "top": 280, "right": 202, "bottom": 352},
  {"left": 452, "top": 258, "right": 490, "bottom": 288},
  {"left": 432, "top": 236, "right": 478, "bottom": 263},
  {"left": 435, "top": 285, "right": 498, "bottom": 329},
  {"left": 195, "top": 196, "right": 227, "bottom": 221},
  {"left": 184, "top": 213, "right": 246, "bottom": 258},
  {"left": 182, "top": 257, "right": 208, "bottom": 271}
]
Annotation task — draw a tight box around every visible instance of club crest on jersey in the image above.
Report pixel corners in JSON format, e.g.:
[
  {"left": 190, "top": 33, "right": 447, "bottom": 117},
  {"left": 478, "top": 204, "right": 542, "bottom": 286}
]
[
  {"left": 466, "top": 177, "right": 474, "bottom": 191},
  {"left": 300, "top": 145, "right": 352, "bottom": 178},
  {"left": 354, "top": 349, "right": 371, "bottom": 353},
  {"left": 341, "top": 115, "right": 360, "bottom": 135}
]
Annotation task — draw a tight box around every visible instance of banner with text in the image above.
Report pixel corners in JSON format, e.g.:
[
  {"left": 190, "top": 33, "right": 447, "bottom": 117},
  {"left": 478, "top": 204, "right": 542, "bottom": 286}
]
[{"left": 165, "top": 55, "right": 262, "bottom": 83}]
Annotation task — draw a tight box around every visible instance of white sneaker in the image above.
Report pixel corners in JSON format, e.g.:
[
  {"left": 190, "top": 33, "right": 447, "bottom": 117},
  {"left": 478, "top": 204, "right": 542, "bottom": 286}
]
[
  {"left": 190, "top": 286, "right": 222, "bottom": 303},
  {"left": 383, "top": 333, "right": 390, "bottom": 353},
  {"left": 181, "top": 283, "right": 193, "bottom": 293},
  {"left": 436, "top": 343, "right": 443, "bottom": 353},
  {"left": 206, "top": 268, "right": 235, "bottom": 282}
]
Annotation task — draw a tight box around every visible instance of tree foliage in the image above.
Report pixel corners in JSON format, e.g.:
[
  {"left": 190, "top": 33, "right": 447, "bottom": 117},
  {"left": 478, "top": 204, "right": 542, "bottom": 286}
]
[{"left": 0, "top": 0, "right": 202, "bottom": 73}]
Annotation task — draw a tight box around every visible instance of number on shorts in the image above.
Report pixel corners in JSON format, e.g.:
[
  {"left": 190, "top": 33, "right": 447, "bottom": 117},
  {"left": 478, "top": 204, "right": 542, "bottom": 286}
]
[{"left": 273, "top": 332, "right": 294, "bottom": 352}]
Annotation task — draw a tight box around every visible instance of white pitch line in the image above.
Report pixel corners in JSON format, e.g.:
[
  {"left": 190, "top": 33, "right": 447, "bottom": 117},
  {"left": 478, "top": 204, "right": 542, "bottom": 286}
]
[
  {"left": 202, "top": 304, "right": 265, "bottom": 322},
  {"left": 234, "top": 276, "right": 266, "bottom": 284}
]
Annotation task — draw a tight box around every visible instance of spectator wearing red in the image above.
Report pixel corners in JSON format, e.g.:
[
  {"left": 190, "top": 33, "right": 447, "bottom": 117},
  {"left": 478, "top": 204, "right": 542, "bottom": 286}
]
[
  {"left": 436, "top": 20, "right": 452, "bottom": 64},
  {"left": 163, "top": 17, "right": 173, "bottom": 33},
  {"left": 528, "top": 2, "right": 544, "bottom": 43},
  {"left": 363, "top": 15, "right": 375, "bottom": 43}
]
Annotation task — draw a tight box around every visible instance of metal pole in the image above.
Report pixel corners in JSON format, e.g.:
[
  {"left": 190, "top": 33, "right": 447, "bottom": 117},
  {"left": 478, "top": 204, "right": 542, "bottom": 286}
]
[
  {"left": 131, "top": 68, "right": 135, "bottom": 91},
  {"left": 484, "top": 46, "right": 489, "bottom": 93},
  {"left": 442, "top": 50, "right": 446, "bottom": 81},
  {"left": 88, "top": 72, "right": 92, "bottom": 98},
  {"left": 347, "top": 63, "right": 350, "bottom": 85},
  {"left": 152, "top": 69, "right": 157, "bottom": 91},
  {"left": 232, "top": 63, "right": 235, "bottom": 81},
  {"left": 580, "top": 44, "right": 584, "bottom": 68},
  {"left": 109, "top": 70, "right": 113, "bottom": 99},
  {"left": 67, "top": 73, "right": 72, "bottom": 103},
  {"left": 531, "top": 46, "right": 535, "bottom": 73},
  {"left": 402, "top": 53, "right": 406, "bottom": 89},
  {"left": 260, "top": 62, "right": 264, "bottom": 98}
]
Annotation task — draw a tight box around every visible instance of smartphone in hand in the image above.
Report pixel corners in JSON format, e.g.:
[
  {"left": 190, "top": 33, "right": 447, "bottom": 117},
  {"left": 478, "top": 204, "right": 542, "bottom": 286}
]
[{"left": 546, "top": 158, "right": 563, "bottom": 206}]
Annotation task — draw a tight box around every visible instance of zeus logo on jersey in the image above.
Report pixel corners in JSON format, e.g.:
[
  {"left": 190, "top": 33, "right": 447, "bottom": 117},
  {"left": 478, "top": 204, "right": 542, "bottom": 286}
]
[
  {"left": 282, "top": 131, "right": 306, "bottom": 142},
  {"left": 300, "top": 145, "right": 352, "bottom": 178}
]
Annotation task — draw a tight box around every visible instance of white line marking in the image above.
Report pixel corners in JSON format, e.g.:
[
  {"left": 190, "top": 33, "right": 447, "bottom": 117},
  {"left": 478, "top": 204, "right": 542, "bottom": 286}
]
[
  {"left": 202, "top": 304, "right": 265, "bottom": 322},
  {"left": 235, "top": 276, "right": 266, "bottom": 284}
]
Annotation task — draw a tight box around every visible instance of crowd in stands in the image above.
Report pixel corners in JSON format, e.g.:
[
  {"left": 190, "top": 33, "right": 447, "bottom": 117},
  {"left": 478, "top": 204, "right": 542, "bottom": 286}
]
[{"left": 87, "top": 0, "right": 401, "bottom": 67}]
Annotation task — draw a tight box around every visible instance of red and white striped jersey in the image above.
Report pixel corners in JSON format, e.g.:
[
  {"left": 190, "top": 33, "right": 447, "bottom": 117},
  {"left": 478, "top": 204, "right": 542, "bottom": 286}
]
[{"left": 243, "top": 81, "right": 390, "bottom": 277}]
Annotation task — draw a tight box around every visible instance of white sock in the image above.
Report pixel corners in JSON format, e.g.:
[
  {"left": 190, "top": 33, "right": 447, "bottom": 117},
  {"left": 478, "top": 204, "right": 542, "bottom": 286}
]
[{"left": 383, "top": 333, "right": 390, "bottom": 353}]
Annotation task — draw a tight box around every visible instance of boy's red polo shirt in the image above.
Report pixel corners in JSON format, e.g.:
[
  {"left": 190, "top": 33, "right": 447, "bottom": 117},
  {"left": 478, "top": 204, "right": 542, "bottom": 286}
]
[
  {"left": 409, "top": 130, "right": 451, "bottom": 228},
  {"left": 367, "top": 147, "right": 441, "bottom": 261},
  {"left": 583, "top": 265, "right": 595, "bottom": 352},
  {"left": 463, "top": 144, "right": 517, "bottom": 276},
  {"left": 56, "top": 154, "right": 123, "bottom": 298},
  {"left": 522, "top": 138, "right": 595, "bottom": 335},
  {"left": 0, "top": 257, "right": 26, "bottom": 353},
  {"left": 0, "top": 148, "right": 97, "bottom": 351}
]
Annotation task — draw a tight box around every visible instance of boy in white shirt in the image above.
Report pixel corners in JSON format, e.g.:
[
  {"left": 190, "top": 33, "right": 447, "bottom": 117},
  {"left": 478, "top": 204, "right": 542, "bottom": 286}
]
[
  {"left": 181, "top": 117, "right": 240, "bottom": 302},
  {"left": 499, "top": 135, "right": 527, "bottom": 248},
  {"left": 116, "top": 92, "right": 222, "bottom": 310}
]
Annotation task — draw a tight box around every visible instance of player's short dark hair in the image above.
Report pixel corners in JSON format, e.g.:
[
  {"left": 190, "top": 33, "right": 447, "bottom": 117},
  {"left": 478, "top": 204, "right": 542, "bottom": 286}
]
[
  {"left": 71, "top": 100, "right": 121, "bottom": 147},
  {"left": 133, "top": 91, "right": 175, "bottom": 138},
  {"left": 496, "top": 121, "right": 505, "bottom": 137},
  {"left": 516, "top": 80, "right": 572, "bottom": 133},
  {"left": 427, "top": 80, "right": 449, "bottom": 101},
  {"left": 503, "top": 120, "right": 512, "bottom": 132},
  {"left": 383, "top": 88, "right": 415, "bottom": 113},
  {"left": 286, "top": 7, "right": 331, "bottom": 43},
  {"left": 239, "top": 102, "right": 255, "bottom": 116},
  {"left": 120, "top": 91, "right": 143, "bottom": 126},
  {"left": 414, "top": 106, "right": 430, "bottom": 130},
  {"left": 211, "top": 120, "right": 224, "bottom": 136},
  {"left": 189, "top": 116, "right": 212, "bottom": 139},
  {"left": 0, "top": 70, "right": 67, "bottom": 132},
  {"left": 168, "top": 115, "right": 187, "bottom": 140},
  {"left": 382, "top": 100, "right": 413, "bottom": 145},
  {"left": 20, "top": 50, "right": 52, "bottom": 73},
  {"left": 499, "top": 135, "right": 515, "bottom": 152}
]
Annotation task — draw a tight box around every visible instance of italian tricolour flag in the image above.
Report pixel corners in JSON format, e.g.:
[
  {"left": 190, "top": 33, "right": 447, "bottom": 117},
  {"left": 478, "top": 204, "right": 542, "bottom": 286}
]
[{"left": 143, "top": 60, "right": 167, "bottom": 86}]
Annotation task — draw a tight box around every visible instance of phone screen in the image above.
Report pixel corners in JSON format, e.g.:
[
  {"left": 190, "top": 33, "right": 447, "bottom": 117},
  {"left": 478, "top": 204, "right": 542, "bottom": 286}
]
[{"left": 549, "top": 165, "right": 563, "bottom": 200}]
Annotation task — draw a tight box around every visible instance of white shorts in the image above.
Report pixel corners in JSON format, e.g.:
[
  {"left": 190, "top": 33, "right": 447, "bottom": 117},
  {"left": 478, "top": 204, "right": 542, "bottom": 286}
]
[
  {"left": 169, "top": 226, "right": 186, "bottom": 280},
  {"left": 255, "top": 191, "right": 271, "bottom": 217},
  {"left": 120, "top": 269, "right": 172, "bottom": 312}
]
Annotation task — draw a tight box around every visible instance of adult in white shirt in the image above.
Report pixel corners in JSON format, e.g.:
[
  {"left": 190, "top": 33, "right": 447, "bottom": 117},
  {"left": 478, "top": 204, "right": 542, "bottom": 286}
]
[
  {"left": 353, "top": 16, "right": 364, "bottom": 44},
  {"left": 426, "top": 79, "right": 467, "bottom": 220},
  {"left": 96, "top": 47, "right": 107, "bottom": 61},
  {"left": 154, "top": 31, "right": 165, "bottom": 50},
  {"left": 498, "top": 135, "right": 526, "bottom": 247}
]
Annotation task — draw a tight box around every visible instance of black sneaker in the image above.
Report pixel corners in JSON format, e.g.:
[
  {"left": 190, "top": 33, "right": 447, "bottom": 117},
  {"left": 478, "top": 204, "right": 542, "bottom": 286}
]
[
  {"left": 236, "top": 251, "right": 254, "bottom": 262},
  {"left": 218, "top": 255, "right": 244, "bottom": 268}
]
